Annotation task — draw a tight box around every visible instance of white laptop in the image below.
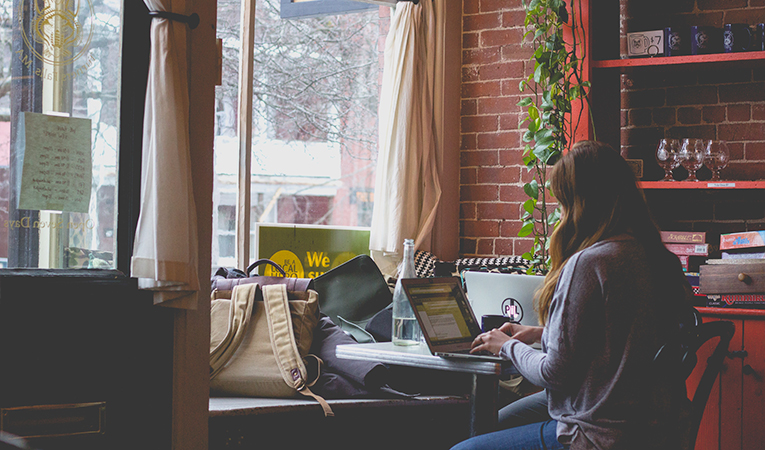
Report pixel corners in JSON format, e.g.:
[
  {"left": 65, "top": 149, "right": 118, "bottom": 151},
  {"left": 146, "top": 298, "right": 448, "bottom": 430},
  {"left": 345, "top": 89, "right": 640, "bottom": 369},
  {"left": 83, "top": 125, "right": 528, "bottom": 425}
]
[
  {"left": 463, "top": 271, "right": 544, "bottom": 327},
  {"left": 400, "top": 277, "right": 503, "bottom": 362}
]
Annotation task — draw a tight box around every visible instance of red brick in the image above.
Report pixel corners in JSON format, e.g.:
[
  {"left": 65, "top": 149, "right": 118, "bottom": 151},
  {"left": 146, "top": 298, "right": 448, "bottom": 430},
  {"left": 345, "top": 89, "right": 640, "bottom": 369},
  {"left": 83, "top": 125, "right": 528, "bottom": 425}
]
[
  {"left": 462, "top": 66, "right": 480, "bottom": 83},
  {"left": 724, "top": 161, "right": 765, "bottom": 180},
  {"left": 745, "top": 142, "right": 765, "bottom": 160},
  {"left": 499, "top": 185, "right": 529, "bottom": 202},
  {"left": 727, "top": 105, "right": 751, "bottom": 122},
  {"left": 723, "top": 9, "right": 765, "bottom": 24},
  {"left": 462, "top": 81, "right": 502, "bottom": 99},
  {"left": 514, "top": 239, "right": 534, "bottom": 257},
  {"left": 652, "top": 108, "right": 677, "bottom": 126},
  {"left": 477, "top": 202, "right": 515, "bottom": 220},
  {"left": 477, "top": 131, "right": 517, "bottom": 149},
  {"left": 463, "top": 47, "right": 502, "bottom": 65},
  {"left": 629, "top": 109, "right": 652, "bottom": 127},
  {"left": 677, "top": 107, "right": 702, "bottom": 125},
  {"left": 463, "top": 0, "right": 480, "bottom": 15},
  {"left": 502, "top": 10, "right": 528, "bottom": 28},
  {"left": 461, "top": 149, "right": 498, "bottom": 166},
  {"left": 481, "top": 0, "right": 518, "bottom": 12},
  {"left": 623, "top": 89, "right": 667, "bottom": 108},
  {"left": 500, "top": 220, "right": 524, "bottom": 237},
  {"left": 462, "top": 99, "right": 478, "bottom": 116},
  {"left": 728, "top": 142, "right": 745, "bottom": 160},
  {"left": 502, "top": 79, "right": 526, "bottom": 97},
  {"left": 461, "top": 168, "right": 477, "bottom": 185},
  {"left": 462, "top": 115, "right": 499, "bottom": 133},
  {"left": 463, "top": 32, "right": 479, "bottom": 49},
  {"left": 698, "top": 0, "right": 747, "bottom": 9},
  {"left": 477, "top": 167, "right": 520, "bottom": 184},
  {"left": 718, "top": 123, "right": 765, "bottom": 141},
  {"left": 754, "top": 104, "right": 765, "bottom": 121},
  {"left": 461, "top": 134, "right": 477, "bottom": 150},
  {"left": 480, "top": 61, "right": 524, "bottom": 81},
  {"left": 719, "top": 82, "right": 765, "bottom": 103},
  {"left": 461, "top": 202, "right": 477, "bottom": 220},
  {"left": 703, "top": 105, "right": 726, "bottom": 123},
  {"left": 461, "top": 185, "right": 500, "bottom": 202},
  {"left": 460, "top": 238, "right": 477, "bottom": 255},
  {"left": 481, "top": 29, "right": 524, "bottom": 48},
  {"left": 476, "top": 239, "right": 495, "bottom": 256},
  {"left": 666, "top": 86, "right": 718, "bottom": 106},
  {"left": 478, "top": 97, "right": 514, "bottom": 114},
  {"left": 500, "top": 114, "right": 521, "bottom": 130},
  {"left": 461, "top": 220, "right": 500, "bottom": 237},
  {"left": 494, "top": 238, "right": 514, "bottom": 256},
  {"left": 499, "top": 148, "right": 525, "bottom": 166},
  {"left": 464, "top": 13, "right": 502, "bottom": 32}
]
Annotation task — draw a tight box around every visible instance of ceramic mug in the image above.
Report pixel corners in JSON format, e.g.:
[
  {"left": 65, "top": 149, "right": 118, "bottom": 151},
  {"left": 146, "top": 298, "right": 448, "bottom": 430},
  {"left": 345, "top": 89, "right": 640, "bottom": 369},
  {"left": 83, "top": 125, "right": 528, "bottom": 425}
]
[
  {"left": 724, "top": 23, "right": 753, "bottom": 53},
  {"left": 664, "top": 27, "right": 688, "bottom": 56},
  {"left": 755, "top": 23, "right": 765, "bottom": 51},
  {"left": 691, "top": 26, "right": 720, "bottom": 55},
  {"left": 481, "top": 315, "right": 511, "bottom": 333}
]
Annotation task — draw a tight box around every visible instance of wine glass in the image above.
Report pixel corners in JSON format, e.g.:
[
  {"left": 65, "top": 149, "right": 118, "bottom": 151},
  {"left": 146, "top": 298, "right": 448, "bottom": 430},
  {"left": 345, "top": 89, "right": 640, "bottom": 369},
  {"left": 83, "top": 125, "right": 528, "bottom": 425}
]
[
  {"left": 678, "top": 138, "right": 705, "bottom": 181},
  {"left": 703, "top": 140, "right": 730, "bottom": 181},
  {"left": 655, "top": 138, "right": 680, "bottom": 181}
]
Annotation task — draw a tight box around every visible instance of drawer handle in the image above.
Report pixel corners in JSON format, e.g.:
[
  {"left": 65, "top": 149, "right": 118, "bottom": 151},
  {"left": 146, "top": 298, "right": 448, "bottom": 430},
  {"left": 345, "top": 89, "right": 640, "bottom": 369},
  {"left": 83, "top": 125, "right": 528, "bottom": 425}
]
[{"left": 738, "top": 273, "right": 752, "bottom": 284}]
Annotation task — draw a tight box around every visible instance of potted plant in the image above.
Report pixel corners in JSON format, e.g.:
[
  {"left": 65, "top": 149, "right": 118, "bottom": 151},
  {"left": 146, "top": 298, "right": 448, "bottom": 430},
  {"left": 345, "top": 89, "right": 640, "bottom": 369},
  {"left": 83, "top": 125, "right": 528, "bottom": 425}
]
[{"left": 517, "top": 0, "right": 593, "bottom": 274}]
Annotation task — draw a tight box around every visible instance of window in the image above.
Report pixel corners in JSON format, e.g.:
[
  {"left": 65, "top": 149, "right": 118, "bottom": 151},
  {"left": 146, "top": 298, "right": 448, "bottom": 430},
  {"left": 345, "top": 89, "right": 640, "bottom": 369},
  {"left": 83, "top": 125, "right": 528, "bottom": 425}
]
[
  {"left": 213, "top": 0, "right": 382, "bottom": 270},
  {"left": 0, "top": 0, "right": 138, "bottom": 270}
]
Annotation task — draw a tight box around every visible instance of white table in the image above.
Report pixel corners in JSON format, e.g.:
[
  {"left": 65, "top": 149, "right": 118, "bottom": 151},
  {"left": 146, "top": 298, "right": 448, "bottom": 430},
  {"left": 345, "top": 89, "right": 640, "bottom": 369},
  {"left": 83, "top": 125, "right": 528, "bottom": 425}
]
[{"left": 336, "top": 342, "right": 507, "bottom": 436}]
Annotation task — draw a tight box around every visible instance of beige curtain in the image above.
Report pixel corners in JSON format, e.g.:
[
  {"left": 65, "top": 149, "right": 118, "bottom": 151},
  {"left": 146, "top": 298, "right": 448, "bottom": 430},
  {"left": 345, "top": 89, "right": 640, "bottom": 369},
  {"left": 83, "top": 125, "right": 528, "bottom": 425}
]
[
  {"left": 131, "top": 0, "right": 199, "bottom": 308},
  {"left": 370, "top": 0, "right": 443, "bottom": 277}
]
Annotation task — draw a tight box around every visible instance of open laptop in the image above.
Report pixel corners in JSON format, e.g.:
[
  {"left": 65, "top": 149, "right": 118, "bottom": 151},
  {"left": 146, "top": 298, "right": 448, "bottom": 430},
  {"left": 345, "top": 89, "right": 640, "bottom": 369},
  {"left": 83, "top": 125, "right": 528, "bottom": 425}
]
[
  {"left": 463, "top": 271, "right": 544, "bottom": 327},
  {"left": 400, "top": 277, "right": 503, "bottom": 362}
]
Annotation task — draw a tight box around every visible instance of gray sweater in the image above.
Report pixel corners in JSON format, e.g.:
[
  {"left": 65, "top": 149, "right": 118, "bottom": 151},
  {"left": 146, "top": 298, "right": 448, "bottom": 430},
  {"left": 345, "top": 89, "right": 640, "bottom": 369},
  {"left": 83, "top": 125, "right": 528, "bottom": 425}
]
[{"left": 500, "top": 235, "right": 689, "bottom": 450}]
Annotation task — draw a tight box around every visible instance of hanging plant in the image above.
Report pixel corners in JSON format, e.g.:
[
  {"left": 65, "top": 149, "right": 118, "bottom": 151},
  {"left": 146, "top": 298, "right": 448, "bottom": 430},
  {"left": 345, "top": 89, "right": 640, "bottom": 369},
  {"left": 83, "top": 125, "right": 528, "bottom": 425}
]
[{"left": 517, "top": 0, "right": 593, "bottom": 274}]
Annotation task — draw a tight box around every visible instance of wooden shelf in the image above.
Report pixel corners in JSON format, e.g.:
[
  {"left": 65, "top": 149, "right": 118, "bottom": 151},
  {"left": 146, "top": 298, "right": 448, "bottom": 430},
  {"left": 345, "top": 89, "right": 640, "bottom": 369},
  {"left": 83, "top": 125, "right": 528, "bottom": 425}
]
[
  {"left": 639, "top": 180, "right": 765, "bottom": 190},
  {"left": 592, "top": 51, "right": 765, "bottom": 70}
]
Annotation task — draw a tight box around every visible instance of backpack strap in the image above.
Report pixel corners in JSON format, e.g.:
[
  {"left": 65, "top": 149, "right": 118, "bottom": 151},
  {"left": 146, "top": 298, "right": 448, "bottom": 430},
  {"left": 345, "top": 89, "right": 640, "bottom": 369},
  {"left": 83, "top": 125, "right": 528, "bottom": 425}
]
[
  {"left": 262, "top": 284, "right": 334, "bottom": 417},
  {"left": 209, "top": 284, "right": 257, "bottom": 379}
]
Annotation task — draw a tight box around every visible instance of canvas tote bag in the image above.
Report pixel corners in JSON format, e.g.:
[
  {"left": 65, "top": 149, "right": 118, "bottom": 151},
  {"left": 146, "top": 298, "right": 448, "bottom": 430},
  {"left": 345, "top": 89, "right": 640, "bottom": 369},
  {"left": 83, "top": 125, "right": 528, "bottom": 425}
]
[{"left": 209, "top": 283, "right": 333, "bottom": 416}]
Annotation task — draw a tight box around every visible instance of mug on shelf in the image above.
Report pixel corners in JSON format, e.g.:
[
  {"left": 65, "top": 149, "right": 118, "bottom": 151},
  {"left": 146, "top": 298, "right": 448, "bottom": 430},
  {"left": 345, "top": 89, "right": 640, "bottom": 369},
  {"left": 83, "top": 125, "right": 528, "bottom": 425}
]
[
  {"left": 664, "top": 27, "right": 689, "bottom": 56},
  {"left": 691, "top": 26, "right": 721, "bottom": 55},
  {"left": 755, "top": 23, "right": 765, "bottom": 51},
  {"left": 724, "top": 23, "right": 753, "bottom": 53}
]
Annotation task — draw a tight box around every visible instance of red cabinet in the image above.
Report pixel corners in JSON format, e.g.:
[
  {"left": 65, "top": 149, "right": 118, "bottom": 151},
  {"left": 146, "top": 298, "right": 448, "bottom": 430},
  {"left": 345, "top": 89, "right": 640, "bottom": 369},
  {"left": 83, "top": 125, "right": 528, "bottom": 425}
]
[{"left": 689, "top": 308, "right": 765, "bottom": 450}]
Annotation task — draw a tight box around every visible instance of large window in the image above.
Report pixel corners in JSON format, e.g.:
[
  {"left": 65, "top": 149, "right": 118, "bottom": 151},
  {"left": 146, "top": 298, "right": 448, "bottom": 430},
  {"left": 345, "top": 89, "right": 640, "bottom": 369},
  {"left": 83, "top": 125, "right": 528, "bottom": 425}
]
[
  {"left": 0, "top": 0, "right": 125, "bottom": 269},
  {"left": 213, "top": 0, "right": 382, "bottom": 269}
]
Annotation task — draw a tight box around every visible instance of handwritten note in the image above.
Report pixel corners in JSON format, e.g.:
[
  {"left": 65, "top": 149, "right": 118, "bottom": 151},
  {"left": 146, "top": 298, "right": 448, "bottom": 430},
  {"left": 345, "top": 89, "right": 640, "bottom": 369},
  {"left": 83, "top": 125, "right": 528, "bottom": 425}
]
[{"left": 17, "top": 112, "right": 92, "bottom": 213}]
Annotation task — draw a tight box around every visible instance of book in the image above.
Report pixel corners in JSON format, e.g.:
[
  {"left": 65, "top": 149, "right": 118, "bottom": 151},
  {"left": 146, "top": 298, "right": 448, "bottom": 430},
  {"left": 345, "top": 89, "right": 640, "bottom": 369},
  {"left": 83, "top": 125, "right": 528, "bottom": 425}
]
[
  {"left": 660, "top": 231, "right": 706, "bottom": 244},
  {"left": 720, "top": 230, "right": 765, "bottom": 250},
  {"left": 722, "top": 250, "right": 765, "bottom": 260},
  {"left": 707, "top": 294, "right": 765, "bottom": 308},
  {"left": 665, "top": 243, "right": 709, "bottom": 256}
]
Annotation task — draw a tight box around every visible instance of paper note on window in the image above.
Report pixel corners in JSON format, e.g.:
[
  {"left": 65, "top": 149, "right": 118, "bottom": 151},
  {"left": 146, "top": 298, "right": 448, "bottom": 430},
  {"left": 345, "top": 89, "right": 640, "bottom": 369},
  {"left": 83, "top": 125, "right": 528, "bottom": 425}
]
[{"left": 16, "top": 112, "right": 92, "bottom": 213}]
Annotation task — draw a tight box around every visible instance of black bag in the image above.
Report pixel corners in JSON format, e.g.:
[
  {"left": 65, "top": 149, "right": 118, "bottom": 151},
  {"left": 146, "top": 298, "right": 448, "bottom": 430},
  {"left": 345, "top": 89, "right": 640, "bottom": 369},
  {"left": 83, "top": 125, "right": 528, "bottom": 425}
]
[{"left": 313, "top": 255, "right": 392, "bottom": 343}]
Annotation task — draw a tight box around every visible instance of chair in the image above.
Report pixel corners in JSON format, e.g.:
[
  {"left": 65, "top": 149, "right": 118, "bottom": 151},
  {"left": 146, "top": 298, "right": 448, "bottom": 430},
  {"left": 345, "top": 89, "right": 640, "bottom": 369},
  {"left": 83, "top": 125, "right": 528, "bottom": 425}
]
[{"left": 654, "top": 310, "right": 735, "bottom": 450}]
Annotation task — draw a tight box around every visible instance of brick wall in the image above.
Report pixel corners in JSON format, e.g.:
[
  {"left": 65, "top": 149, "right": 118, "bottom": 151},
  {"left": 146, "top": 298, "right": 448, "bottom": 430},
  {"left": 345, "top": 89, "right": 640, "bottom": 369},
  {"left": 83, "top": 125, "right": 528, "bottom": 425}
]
[
  {"left": 459, "top": 0, "right": 765, "bottom": 258},
  {"left": 460, "top": 0, "right": 533, "bottom": 258}
]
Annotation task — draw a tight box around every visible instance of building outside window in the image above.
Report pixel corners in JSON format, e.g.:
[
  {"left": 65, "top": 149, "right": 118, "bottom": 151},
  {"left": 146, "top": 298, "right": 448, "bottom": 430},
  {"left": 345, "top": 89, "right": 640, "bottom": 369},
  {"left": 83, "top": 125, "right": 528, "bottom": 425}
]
[
  {"left": 0, "top": 0, "right": 123, "bottom": 269},
  {"left": 213, "top": 0, "right": 382, "bottom": 270}
]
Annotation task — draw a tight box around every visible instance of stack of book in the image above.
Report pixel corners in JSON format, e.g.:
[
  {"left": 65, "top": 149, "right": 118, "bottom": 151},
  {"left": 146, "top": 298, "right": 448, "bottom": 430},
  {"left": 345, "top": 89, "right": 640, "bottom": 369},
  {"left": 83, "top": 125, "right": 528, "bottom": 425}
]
[
  {"left": 661, "top": 231, "right": 708, "bottom": 272},
  {"left": 704, "top": 230, "right": 765, "bottom": 308},
  {"left": 661, "top": 231, "right": 708, "bottom": 305}
]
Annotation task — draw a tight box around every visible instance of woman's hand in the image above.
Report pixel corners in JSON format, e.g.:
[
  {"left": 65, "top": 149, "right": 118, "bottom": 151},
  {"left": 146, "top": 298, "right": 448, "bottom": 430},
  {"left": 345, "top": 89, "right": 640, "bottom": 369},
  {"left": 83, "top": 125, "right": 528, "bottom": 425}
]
[
  {"left": 498, "top": 323, "right": 544, "bottom": 345},
  {"left": 470, "top": 328, "right": 512, "bottom": 356}
]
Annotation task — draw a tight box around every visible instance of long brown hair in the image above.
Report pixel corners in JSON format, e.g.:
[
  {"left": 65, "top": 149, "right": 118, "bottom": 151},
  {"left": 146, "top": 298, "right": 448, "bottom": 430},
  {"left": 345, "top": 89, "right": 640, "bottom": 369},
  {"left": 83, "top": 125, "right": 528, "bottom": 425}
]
[{"left": 536, "top": 141, "right": 665, "bottom": 324}]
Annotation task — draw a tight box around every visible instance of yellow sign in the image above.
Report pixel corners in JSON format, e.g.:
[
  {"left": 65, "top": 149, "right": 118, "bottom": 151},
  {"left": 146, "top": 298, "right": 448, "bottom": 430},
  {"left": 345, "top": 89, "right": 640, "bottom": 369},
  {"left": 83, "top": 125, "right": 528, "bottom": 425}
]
[{"left": 266, "top": 250, "right": 305, "bottom": 278}]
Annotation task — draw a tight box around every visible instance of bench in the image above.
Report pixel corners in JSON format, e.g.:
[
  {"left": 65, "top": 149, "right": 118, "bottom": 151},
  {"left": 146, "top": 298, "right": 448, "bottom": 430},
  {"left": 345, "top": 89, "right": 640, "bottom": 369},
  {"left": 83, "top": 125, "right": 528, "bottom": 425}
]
[{"left": 209, "top": 395, "right": 471, "bottom": 449}]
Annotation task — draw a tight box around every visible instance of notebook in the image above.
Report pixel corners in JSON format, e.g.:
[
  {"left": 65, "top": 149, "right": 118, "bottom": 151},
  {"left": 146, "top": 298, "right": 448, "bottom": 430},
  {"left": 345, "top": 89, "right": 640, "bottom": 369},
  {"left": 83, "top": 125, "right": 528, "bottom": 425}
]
[
  {"left": 463, "top": 271, "right": 544, "bottom": 327},
  {"left": 400, "top": 277, "right": 503, "bottom": 362}
]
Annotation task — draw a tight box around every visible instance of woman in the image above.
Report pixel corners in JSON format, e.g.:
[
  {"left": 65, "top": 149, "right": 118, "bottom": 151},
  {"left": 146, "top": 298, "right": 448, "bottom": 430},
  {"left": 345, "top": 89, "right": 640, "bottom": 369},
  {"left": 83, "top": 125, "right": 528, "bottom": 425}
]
[{"left": 452, "top": 141, "right": 693, "bottom": 450}]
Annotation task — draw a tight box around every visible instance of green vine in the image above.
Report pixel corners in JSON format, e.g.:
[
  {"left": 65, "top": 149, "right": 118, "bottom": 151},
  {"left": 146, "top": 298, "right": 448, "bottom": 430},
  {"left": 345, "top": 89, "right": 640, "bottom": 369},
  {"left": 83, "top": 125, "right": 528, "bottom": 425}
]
[{"left": 518, "top": 0, "right": 592, "bottom": 274}]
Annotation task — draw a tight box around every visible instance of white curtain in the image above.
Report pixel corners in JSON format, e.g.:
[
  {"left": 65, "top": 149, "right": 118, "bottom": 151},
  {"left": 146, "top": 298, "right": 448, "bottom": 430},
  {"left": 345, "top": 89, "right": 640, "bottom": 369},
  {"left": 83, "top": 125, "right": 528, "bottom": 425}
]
[
  {"left": 131, "top": 0, "right": 199, "bottom": 308},
  {"left": 370, "top": 0, "right": 443, "bottom": 277}
]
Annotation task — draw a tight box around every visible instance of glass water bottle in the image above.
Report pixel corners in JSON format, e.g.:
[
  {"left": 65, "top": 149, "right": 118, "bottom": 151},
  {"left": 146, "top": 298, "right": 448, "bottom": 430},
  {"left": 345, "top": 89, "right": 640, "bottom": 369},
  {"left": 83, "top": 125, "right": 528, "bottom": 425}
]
[{"left": 391, "top": 239, "right": 421, "bottom": 346}]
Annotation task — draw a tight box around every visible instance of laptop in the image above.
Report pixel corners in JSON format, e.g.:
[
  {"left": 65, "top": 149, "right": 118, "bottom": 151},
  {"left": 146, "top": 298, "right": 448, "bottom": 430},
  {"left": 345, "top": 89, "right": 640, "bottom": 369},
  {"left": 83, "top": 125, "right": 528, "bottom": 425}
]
[
  {"left": 400, "top": 277, "right": 503, "bottom": 362},
  {"left": 463, "top": 271, "right": 544, "bottom": 327}
]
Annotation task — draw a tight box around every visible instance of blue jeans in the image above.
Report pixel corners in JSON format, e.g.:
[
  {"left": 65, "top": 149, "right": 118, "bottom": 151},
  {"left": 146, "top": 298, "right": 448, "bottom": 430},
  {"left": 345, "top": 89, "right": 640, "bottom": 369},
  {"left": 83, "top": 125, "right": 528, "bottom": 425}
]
[{"left": 450, "top": 420, "right": 567, "bottom": 450}]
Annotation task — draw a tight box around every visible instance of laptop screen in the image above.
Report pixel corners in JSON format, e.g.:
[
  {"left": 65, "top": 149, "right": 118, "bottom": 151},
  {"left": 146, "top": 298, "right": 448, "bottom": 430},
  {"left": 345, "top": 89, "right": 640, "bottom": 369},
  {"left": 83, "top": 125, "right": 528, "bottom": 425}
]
[{"left": 401, "top": 277, "right": 481, "bottom": 347}]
